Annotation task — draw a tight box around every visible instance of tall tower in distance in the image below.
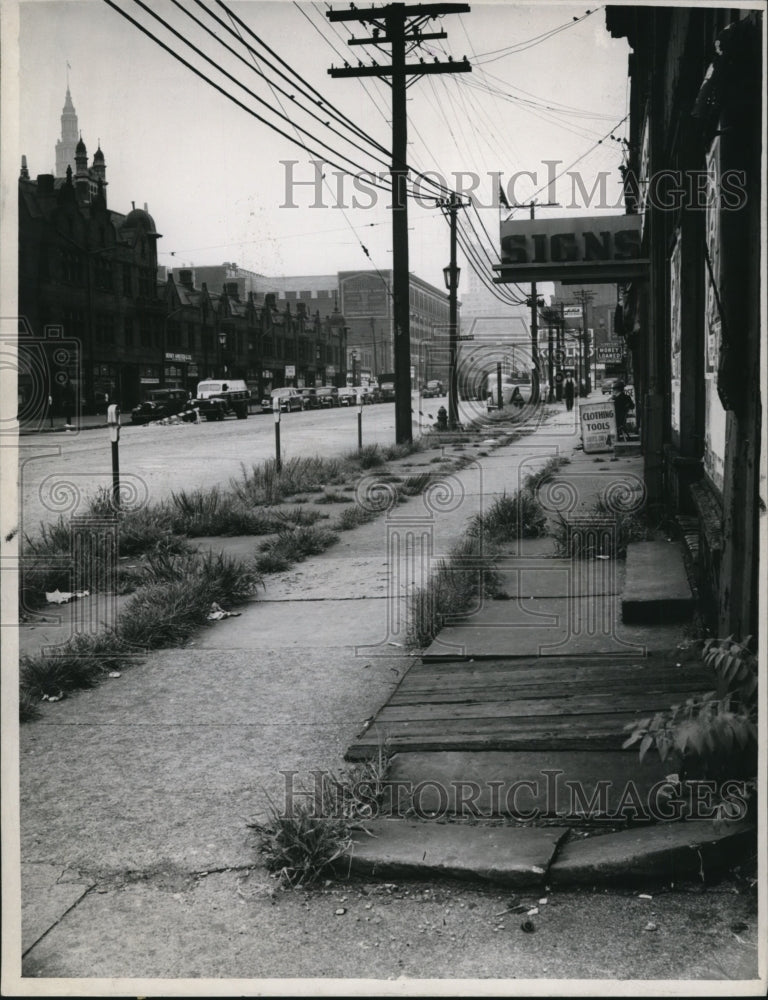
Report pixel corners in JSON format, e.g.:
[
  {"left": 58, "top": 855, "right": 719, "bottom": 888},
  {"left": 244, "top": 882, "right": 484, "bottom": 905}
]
[{"left": 55, "top": 86, "right": 79, "bottom": 177}]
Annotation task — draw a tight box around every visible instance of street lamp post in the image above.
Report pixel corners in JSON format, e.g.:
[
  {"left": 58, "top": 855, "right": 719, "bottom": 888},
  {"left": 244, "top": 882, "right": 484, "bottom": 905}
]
[
  {"left": 443, "top": 258, "right": 461, "bottom": 431},
  {"left": 218, "top": 331, "right": 227, "bottom": 377}
]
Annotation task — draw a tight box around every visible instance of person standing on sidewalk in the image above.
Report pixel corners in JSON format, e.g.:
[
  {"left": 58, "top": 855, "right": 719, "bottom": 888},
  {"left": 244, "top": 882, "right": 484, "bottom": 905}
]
[
  {"left": 612, "top": 380, "right": 635, "bottom": 440},
  {"left": 564, "top": 376, "right": 575, "bottom": 412}
]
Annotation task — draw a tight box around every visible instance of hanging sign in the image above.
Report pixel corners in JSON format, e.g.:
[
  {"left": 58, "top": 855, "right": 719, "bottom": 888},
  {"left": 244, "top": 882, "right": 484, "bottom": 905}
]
[{"left": 494, "top": 214, "right": 648, "bottom": 284}]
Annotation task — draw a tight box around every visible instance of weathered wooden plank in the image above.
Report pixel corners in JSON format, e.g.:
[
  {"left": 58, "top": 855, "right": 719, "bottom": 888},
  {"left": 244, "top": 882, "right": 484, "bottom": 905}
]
[
  {"left": 377, "top": 691, "right": 705, "bottom": 722},
  {"left": 390, "top": 678, "right": 711, "bottom": 703},
  {"left": 346, "top": 727, "right": 632, "bottom": 759}
]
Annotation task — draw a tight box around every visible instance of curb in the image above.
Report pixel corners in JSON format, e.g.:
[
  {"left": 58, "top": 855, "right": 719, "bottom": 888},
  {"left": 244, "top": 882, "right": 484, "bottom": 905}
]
[{"left": 342, "top": 819, "right": 755, "bottom": 890}]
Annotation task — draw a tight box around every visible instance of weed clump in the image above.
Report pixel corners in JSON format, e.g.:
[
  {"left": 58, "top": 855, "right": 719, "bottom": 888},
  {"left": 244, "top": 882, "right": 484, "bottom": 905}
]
[
  {"left": 407, "top": 534, "right": 501, "bottom": 649},
  {"left": 256, "top": 525, "right": 339, "bottom": 573},
  {"left": 250, "top": 744, "right": 392, "bottom": 886}
]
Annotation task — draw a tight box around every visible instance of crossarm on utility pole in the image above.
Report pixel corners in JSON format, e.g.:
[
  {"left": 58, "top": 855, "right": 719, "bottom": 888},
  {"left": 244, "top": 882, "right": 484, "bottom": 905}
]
[{"left": 326, "top": 1, "right": 472, "bottom": 444}]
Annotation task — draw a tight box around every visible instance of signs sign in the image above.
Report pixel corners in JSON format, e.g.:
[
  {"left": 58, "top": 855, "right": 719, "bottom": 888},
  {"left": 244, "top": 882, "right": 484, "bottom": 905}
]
[
  {"left": 494, "top": 214, "right": 647, "bottom": 284},
  {"left": 579, "top": 400, "right": 617, "bottom": 454}
]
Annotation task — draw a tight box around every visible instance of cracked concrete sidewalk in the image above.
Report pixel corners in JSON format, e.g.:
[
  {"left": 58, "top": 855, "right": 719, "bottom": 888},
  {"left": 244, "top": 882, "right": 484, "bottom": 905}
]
[{"left": 7, "top": 402, "right": 761, "bottom": 988}]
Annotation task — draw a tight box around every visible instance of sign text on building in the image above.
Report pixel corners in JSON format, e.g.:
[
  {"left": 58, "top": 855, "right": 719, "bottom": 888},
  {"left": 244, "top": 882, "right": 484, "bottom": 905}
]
[{"left": 494, "top": 214, "right": 647, "bottom": 284}]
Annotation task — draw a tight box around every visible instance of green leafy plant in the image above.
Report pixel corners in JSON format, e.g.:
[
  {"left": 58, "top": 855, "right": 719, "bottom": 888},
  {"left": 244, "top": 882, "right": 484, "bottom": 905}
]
[{"left": 623, "top": 635, "right": 758, "bottom": 789}]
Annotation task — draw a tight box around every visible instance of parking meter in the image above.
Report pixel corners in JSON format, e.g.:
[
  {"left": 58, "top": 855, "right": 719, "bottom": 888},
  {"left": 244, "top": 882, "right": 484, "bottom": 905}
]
[
  {"left": 108, "top": 403, "right": 121, "bottom": 442},
  {"left": 107, "top": 404, "right": 121, "bottom": 507},
  {"left": 273, "top": 395, "right": 282, "bottom": 472}
]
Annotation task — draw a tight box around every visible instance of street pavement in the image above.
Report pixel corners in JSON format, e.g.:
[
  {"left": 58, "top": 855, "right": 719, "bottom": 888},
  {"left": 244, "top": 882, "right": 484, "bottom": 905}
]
[{"left": 7, "top": 397, "right": 761, "bottom": 991}]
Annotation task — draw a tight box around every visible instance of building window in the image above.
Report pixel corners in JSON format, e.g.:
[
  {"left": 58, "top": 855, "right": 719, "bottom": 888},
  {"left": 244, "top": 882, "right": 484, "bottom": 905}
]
[
  {"left": 138, "top": 267, "right": 154, "bottom": 298},
  {"left": 122, "top": 264, "right": 133, "bottom": 296},
  {"left": 60, "top": 248, "right": 84, "bottom": 285},
  {"left": 94, "top": 257, "right": 113, "bottom": 292}
]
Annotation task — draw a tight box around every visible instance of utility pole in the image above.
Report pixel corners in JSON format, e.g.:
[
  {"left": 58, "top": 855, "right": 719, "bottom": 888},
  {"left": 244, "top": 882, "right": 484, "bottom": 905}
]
[
  {"left": 512, "top": 201, "right": 557, "bottom": 403},
  {"left": 369, "top": 316, "right": 378, "bottom": 376},
  {"left": 572, "top": 288, "right": 595, "bottom": 394},
  {"left": 327, "top": 3, "right": 470, "bottom": 443}
]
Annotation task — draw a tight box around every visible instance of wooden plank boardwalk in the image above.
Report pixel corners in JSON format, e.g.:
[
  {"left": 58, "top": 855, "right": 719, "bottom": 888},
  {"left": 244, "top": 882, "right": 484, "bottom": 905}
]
[{"left": 345, "top": 655, "right": 713, "bottom": 761}]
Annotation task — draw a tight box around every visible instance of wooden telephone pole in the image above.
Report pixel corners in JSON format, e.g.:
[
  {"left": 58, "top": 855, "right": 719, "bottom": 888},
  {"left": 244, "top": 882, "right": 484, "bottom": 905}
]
[
  {"left": 327, "top": 3, "right": 470, "bottom": 443},
  {"left": 511, "top": 201, "right": 558, "bottom": 402}
]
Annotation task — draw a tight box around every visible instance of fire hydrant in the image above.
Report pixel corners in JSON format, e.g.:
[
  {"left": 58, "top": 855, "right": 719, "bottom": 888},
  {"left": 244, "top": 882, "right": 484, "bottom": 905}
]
[{"left": 436, "top": 405, "right": 448, "bottom": 431}]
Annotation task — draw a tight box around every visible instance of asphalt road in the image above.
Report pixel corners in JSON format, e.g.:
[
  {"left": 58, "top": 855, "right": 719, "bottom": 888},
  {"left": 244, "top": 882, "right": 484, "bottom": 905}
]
[{"left": 16, "top": 394, "right": 494, "bottom": 534}]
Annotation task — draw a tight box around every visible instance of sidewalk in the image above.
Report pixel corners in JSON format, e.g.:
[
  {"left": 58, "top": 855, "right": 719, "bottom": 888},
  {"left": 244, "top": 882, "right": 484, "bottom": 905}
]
[
  {"left": 19, "top": 413, "right": 108, "bottom": 435},
  {"left": 14, "top": 400, "right": 756, "bottom": 980},
  {"left": 342, "top": 436, "right": 754, "bottom": 886}
]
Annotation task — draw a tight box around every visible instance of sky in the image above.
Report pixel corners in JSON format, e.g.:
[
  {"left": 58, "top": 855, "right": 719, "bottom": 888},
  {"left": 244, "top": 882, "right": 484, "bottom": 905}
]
[{"left": 9, "top": 0, "right": 631, "bottom": 294}]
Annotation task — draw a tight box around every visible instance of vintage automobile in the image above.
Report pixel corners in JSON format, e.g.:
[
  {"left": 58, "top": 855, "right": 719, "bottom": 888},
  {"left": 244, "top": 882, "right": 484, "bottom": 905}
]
[
  {"left": 422, "top": 380, "right": 444, "bottom": 398},
  {"left": 194, "top": 379, "right": 250, "bottom": 420},
  {"left": 315, "top": 387, "right": 340, "bottom": 408},
  {"left": 299, "top": 388, "right": 320, "bottom": 410},
  {"left": 261, "top": 387, "right": 304, "bottom": 413},
  {"left": 130, "top": 388, "right": 190, "bottom": 425}
]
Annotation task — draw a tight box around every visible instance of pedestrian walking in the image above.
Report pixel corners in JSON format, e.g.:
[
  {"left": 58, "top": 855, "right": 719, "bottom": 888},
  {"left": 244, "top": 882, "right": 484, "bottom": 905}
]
[
  {"left": 612, "top": 380, "right": 635, "bottom": 440},
  {"left": 564, "top": 376, "right": 575, "bottom": 412}
]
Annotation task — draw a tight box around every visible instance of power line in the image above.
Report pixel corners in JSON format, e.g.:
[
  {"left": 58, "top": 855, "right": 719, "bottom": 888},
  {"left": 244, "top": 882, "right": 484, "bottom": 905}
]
[
  {"left": 103, "top": 0, "right": 399, "bottom": 196},
  {"left": 473, "top": 7, "right": 602, "bottom": 63}
]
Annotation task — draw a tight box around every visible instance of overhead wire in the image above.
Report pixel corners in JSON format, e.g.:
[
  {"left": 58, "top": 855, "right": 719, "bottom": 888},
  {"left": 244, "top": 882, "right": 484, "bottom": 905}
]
[
  {"left": 104, "top": 0, "right": 400, "bottom": 197},
  {"left": 222, "top": 1, "right": 396, "bottom": 301},
  {"left": 472, "top": 7, "right": 603, "bottom": 63}
]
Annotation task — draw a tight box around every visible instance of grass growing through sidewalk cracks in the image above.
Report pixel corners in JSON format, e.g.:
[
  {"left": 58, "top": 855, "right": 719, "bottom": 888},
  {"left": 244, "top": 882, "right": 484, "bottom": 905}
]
[
  {"left": 464, "top": 457, "right": 570, "bottom": 546},
  {"left": 407, "top": 534, "right": 503, "bottom": 650},
  {"left": 249, "top": 743, "right": 392, "bottom": 887},
  {"left": 19, "top": 550, "right": 263, "bottom": 720},
  {"left": 232, "top": 456, "right": 348, "bottom": 505},
  {"left": 551, "top": 495, "right": 651, "bottom": 560},
  {"left": 255, "top": 524, "right": 339, "bottom": 574}
]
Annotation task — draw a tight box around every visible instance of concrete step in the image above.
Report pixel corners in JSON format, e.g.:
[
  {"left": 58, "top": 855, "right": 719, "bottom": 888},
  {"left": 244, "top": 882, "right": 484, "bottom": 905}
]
[
  {"left": 621, "top": 541, "right": 694, "bottom": 624},
  {"left": 614, "top": 441, "right": 642, "bottom": 456},
  {"left": 549, "top": 821, "right": 756, "bottom": 887},
  {"left": 344, "top": 819, "right": 566, "bottom": 887},
  {"left": 378, "top": 750, "right": 670, "bottom": 821},
  {"left": 342, "top": 817, "right": 755, "bottom": 889}
]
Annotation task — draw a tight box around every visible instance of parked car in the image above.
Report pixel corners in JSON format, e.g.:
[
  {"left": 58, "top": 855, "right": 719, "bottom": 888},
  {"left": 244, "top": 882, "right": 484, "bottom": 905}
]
[
  {"left": 193, "top": 379, "right": 250, "bottom": 420},
  {"left": 315, "top": 387, "right": 339, "bottom": 408},
  {"left": 422, "top": 380, "right": 443, "bottom": 398},
  {"left": 378, "top": 379, "right": 395, "bottom": 402},
  {"left": 131, "top": 388, "right": 189, "bottom": 425},
  {"left": 356, "top": 385, "right": 376, "bottom": 405},
  {"left": 337, "top": 387, "right": 357, "bottom": 406},
  {"left": 299, "top": 388, "right": 320, "bottom": 410},
  {"left": 261, "top": 387, "right": 304, "bottom": 413}
]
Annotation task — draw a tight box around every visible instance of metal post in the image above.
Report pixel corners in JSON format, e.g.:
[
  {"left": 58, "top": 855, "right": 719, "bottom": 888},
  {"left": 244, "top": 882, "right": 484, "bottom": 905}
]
[
  {"left": 496, "top": 362, "right": 503, "bottom": 411},
  {"left": 48, "top": 394, "right": 54, "bottom": 429},
  {"left": 547, "top": 319, "right": 554, "bottom": 402},
  {"left": 107, "top": 404, "right": 121, "bottom": 509},
  {"left": 357, "top": 392, "right": 363, "bottom": 451},
  {"left": 273, "top": 395, "right": 282, "bottom": 472}
]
